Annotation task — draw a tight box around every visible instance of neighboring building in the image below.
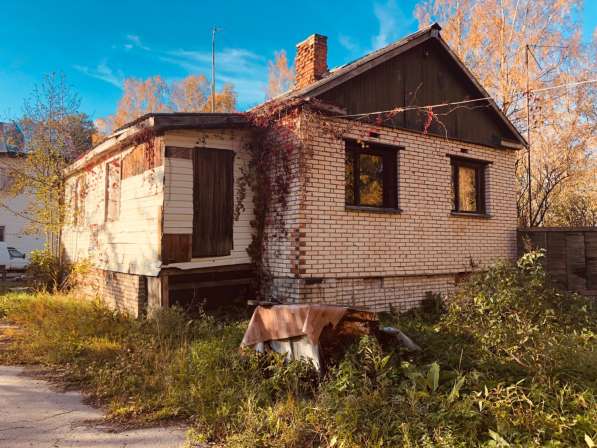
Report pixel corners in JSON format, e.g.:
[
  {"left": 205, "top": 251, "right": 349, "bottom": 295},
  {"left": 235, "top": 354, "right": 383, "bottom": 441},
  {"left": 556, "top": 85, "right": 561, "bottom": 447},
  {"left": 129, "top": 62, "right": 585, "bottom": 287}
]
[
  {"left": 62, "top": 24, "right": 526, "bottom": 317},
  {"left": 0, "top": 122, "right": 45, "bottom": 254}
]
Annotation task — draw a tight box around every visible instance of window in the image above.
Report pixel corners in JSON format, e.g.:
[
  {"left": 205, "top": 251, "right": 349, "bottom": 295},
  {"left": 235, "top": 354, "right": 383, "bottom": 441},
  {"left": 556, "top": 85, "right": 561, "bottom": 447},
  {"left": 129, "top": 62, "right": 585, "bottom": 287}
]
[
  {"left": 0, "top": 226, "right": 4, "bottom": 242},
  {"left": 105, "top": 159, "right": 121, "bottom": 222},
  {"left": 8, "top": 247, "right": 25, "bottom": 259},
  {"left": 345, "top": 141, "right": 398, "bottom": 209},
  {"left": 451, "top": 156, "right": 487, "bottom": 214}
]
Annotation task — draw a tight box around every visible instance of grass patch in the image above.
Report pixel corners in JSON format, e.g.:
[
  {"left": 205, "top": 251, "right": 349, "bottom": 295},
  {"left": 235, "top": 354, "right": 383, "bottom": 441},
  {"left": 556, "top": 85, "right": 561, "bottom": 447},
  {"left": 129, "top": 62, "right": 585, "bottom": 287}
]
[{"left": 1, "top": 252, "right": 596, "bottom": 447}]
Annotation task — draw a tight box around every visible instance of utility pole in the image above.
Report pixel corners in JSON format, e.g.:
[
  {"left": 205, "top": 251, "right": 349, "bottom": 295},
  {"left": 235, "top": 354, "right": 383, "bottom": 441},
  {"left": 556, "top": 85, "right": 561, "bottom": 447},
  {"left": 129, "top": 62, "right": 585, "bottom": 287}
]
[
  {"left": 525, "top": 44, "right": 532, "bottom": 227},
  {"left": 211, "top": 26, "right": 220, "bottom": 113}
]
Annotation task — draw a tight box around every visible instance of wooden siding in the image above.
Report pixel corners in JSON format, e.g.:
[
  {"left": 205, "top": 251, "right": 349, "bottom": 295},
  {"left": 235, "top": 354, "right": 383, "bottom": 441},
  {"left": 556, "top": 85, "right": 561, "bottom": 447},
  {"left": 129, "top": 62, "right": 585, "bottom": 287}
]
[
  {"left": 162, "top": 129, "right": 255, "bottom": 270},
  {"left": 318, "top": 39, "right": 518, "bottom": 149},
  {"left": 518, "top": 228, "right": 597, "bottom": 295},
  {"left": 62, "top": 140, "right": 164, "bottom": 276}
]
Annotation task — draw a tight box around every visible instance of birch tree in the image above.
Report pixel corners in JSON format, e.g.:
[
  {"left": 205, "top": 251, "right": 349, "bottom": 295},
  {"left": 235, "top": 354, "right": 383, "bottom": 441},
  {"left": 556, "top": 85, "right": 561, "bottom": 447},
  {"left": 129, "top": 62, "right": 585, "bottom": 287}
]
[
  {"left": 0, "top": 73, "right": 94, "bottom": 254},
  {"left": 101, "top": 75, "right": 238, "bottom": 132},
  {"left": 266, "top": 50, "right": 294, "bottom": 99}
]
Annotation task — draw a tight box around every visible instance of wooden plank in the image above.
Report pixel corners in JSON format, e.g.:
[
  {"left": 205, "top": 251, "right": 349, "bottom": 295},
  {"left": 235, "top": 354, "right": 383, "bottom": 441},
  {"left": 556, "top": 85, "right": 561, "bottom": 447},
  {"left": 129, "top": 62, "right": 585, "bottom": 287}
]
[
  {"left": 162, "top": 233, "right": 192, "bottom": 264},
  {"left": 566, "top": 232, "right": 586, "bottom": 291},
  {"left": 546, "top": 232, "right": 567, "bottom": 289},
  {"left": 585, "top": 232, "right": 597, "bottom": 290},
  {"left": 147, "top": 276, "right": 162, "bottom": 315},
  {"left": 192, "top": 148, "right": 234, "bottom": 257},
  {"left": 169, "top": 277, "right": 254, "bottom": 291},
  {"left": 161, "top": 275, "right": 170, "bottom": 308},
  {"left": 165, "top": 146, "right": 192, "bottom": 159}
]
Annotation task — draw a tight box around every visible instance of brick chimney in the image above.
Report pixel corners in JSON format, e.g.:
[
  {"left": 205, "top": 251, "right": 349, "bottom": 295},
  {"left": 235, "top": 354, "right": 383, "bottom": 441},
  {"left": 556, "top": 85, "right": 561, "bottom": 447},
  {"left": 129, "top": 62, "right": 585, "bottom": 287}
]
[{"left": 294, "top": 34, "right": 328, "bottom": 90}]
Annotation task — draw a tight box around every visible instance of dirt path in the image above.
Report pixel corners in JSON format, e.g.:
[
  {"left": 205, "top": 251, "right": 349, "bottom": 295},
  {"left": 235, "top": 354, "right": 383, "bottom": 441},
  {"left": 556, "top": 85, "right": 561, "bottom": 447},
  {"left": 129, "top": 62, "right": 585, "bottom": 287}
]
[{"left": 0, "top": 365, "right": 188, "bottom": 447}]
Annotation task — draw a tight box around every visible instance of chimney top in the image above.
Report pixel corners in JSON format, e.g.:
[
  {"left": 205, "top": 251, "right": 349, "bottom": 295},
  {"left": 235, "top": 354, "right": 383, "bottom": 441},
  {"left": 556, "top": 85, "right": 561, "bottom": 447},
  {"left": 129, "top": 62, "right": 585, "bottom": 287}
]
[{"left": 294, "top": 34, "right": 328, "bottom": 90}]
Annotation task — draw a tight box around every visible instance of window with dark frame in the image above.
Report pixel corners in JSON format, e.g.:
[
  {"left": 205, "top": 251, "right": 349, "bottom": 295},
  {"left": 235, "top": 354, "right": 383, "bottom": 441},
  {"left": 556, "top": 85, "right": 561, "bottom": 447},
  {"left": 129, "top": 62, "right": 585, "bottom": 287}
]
[
  {"left": 345, "top": 141, "right": 398, "bottom": 209},
  {"left": 451, "top": 156, "right": 487, "bottom": 214}
]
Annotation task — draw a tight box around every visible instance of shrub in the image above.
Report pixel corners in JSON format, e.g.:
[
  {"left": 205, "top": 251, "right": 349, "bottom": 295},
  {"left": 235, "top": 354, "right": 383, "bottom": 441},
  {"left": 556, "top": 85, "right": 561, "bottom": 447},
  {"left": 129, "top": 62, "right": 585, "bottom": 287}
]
[{"left": 27, "top": 248, "right": 90, "bottom": 292}]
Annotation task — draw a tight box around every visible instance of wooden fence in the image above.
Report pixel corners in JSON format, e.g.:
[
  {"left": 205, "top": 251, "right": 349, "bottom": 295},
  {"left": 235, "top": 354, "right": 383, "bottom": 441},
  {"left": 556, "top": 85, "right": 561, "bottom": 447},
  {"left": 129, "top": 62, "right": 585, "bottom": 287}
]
[{"left": 518, "top": 228, "right": 597, "bottom": 296}]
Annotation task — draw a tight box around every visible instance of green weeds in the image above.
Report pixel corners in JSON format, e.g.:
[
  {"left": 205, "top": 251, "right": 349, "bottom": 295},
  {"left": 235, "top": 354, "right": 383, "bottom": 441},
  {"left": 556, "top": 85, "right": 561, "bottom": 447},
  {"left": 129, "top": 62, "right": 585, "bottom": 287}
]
[{"left": 0, "top": 252, "right": 595, "bottom": 447}]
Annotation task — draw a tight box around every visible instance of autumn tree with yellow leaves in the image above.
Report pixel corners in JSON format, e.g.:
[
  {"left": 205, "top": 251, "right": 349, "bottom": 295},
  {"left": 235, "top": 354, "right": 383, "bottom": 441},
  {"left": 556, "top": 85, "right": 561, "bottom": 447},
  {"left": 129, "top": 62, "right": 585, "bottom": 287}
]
[
  {"left": 97, "top": 74, "right": 237, "bottom": 133},
  {"left": 416, "top": 0, "right": 597, "bottom": 226},
  {"left": 266, "top": 50, "right": 294, "bottom": 99}
]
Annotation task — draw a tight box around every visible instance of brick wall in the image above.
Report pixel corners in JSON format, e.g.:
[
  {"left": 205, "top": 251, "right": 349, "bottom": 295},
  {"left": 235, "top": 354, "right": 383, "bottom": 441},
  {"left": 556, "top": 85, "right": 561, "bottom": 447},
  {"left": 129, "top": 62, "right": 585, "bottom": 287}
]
[
  {"left": 265, "top": 112, "right": 518, "bottom": 310},
  {"left": 77, "top": 267, "right": 147, "bottom": 317}
]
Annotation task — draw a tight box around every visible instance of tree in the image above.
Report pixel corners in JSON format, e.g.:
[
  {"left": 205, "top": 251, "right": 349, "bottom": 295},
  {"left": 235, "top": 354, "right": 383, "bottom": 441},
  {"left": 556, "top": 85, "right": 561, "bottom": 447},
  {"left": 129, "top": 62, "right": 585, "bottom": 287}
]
[
  {"left": 266, "top": 50, "right": 294, "bottom": 99},
  {"left": 170, "top": 74, "right": 209, "bottom": 112},
  {"left": 416, "top": 0, "right": 597, "bottom": 226},
  {"left": 100, "top": 75, "right": 238, "bottom": 134},
  {"left": 205, "top": 83, "right": 237, "bottom": 113},
  {"left": 111, "top": 76, "right": 170, "bottom": 130},
  {"left": 0, "top": 73, "right": 95, "bottom": 254}
]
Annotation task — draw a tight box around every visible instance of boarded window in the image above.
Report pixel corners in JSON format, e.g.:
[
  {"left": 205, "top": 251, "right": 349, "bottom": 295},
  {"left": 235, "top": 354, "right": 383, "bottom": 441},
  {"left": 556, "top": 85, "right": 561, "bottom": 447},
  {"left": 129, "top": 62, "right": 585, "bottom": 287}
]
[
  {"left": 0, "top": 167, "right": 13, "bottom": 191},
  {"left": 345, "top": 141, "right": 398, "bottom": 209},
  {"left": 192, "top": 148, "right": 234, "bottom": 257},
  {"left": 121, "top": 144, "right": 162, "bottom": 179},
  {"left": 73, "top": 175, "right": 87, "bottom": 227},
  {"left": 105, "top": 159, "right": 121, "bottom": 222},
  {"left": 451, "top": 156, "right": 487, "bottom": 214}
]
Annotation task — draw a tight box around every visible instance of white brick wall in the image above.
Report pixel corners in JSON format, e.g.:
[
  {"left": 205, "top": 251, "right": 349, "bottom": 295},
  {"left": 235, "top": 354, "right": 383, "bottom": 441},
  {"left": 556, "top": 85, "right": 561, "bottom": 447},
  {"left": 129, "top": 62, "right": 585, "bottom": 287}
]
[{"left": 265, "top": 112, "right": 518, "bottom": 310}]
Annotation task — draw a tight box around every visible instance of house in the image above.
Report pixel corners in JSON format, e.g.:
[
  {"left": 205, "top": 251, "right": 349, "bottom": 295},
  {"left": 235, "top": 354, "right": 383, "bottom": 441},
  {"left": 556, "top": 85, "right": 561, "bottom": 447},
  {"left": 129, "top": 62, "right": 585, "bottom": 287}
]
[
  {"left": 0, "top": 122, "right": 46, "bottom": 255},
  {"left": 62, "top": 24, "right": 526, "bottom": 317}
]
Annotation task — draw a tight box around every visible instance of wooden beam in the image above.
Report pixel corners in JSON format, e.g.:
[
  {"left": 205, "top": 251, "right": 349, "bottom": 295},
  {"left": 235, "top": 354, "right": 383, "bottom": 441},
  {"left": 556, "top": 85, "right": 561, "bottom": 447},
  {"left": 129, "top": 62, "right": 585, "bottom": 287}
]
[{"left": 169, "top": 277, "right": 254, "bottom": 291}]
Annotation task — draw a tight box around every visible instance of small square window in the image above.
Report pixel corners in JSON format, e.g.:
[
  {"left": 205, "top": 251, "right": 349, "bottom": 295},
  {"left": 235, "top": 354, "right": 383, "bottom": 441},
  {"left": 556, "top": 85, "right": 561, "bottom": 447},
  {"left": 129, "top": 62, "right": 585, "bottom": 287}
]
[
  {"left": 345, "top": 141, "right": 398, "bottom": 209},
  {"left": 451, "top": 157, "right": 487, "bottom": 214}
]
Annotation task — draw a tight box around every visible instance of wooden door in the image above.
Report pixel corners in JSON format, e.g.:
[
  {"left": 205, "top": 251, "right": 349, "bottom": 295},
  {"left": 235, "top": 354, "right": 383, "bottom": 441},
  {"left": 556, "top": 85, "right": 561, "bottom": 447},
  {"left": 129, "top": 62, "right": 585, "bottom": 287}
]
[{"left": 192, "top": 148, "right": 234, "bottom": 257}]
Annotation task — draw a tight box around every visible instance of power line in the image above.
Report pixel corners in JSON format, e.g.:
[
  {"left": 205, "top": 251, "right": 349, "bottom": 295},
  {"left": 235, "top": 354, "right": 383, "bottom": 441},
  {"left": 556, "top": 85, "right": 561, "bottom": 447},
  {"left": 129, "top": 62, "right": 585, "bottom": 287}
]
[
  {"left": 331, "top": 78, "right": 597, "bottom": 120},
  {"left": 530, "top": 78, "right": 597, "bottom": 94},
  {"left": 335, "top": 97, "right": 494, "bottom": 119}
]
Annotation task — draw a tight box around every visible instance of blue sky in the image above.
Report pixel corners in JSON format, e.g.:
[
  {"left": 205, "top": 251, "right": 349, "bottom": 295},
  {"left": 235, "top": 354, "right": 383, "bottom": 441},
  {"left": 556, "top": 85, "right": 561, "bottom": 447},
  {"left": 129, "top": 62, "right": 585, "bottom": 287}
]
[{"left": 1, "top": 0, "right": 596, "bottom": 121}]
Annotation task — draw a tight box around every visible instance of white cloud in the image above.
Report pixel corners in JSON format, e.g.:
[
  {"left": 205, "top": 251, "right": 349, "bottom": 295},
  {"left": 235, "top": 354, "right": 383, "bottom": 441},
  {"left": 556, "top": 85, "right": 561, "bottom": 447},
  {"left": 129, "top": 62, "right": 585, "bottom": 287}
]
[
  {"left": 74, "top": 61, "right": 124, "bottom": 89},
  {"left": 371, "top": 0, "right": 415, "bottom": 50},
  {"left": 125, "top": 34, "right": 151, "bottom": 51},
  {"left": 159, "top": 47, "right": 268, "bottom": 105},
  {"left": 338, "top": 34, "right": 361, "bottom": 56}
]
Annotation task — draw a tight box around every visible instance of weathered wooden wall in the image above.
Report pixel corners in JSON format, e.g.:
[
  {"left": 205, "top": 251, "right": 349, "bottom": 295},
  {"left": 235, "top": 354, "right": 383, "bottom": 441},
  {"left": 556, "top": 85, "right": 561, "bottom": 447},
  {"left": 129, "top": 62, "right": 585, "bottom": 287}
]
[
  {"left": 318, "top": 39, "right": 519, "bottom": 149},
  {"left": 518, "top": 228, "right": 597, "bottom": 296},
  {"left": 62, "top": 139, "right": 164, "bottom": 276}
]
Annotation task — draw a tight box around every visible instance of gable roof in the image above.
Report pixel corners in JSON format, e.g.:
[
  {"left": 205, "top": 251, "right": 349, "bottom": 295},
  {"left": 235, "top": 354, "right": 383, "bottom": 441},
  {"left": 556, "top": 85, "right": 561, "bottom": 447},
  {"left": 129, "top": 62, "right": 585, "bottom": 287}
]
[{"left": 281, "top": 23, "right": 527, "bottom": 148}]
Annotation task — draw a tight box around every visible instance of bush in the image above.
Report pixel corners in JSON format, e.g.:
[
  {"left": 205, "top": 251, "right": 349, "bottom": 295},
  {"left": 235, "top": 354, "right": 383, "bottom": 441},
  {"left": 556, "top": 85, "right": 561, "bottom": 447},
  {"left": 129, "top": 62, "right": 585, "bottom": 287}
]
[
  {"left": 1, "top": 252, "right": 596, "bottom": 447},
  {"left": 27, "top": 248, "right": 90, "bottom": 292}
]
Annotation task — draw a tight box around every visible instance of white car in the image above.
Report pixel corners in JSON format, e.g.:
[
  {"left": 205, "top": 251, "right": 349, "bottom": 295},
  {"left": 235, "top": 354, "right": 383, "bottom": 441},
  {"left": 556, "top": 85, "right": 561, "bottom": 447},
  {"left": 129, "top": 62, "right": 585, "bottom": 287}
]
[{"left": 0, "top": 242, "right": 29, "bottom": 271}]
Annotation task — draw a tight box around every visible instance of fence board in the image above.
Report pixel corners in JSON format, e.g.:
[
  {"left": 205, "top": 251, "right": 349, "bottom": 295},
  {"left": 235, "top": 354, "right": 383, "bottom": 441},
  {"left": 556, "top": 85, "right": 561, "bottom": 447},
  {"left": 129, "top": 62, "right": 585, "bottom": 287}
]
[
  {"left": 566, "top": 232, "right": 586, "bottom": 291},
  {"left": 518, "top": 228, "right": 597, "bottom": 295},
  {"left": 585, "top": 232, "right": 597, "bottom": 290}
]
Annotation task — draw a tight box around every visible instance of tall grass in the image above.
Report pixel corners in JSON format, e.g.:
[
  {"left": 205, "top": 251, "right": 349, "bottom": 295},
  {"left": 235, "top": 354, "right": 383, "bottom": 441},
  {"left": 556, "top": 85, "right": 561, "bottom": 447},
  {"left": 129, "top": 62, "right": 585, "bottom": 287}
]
[{"left": 1, "top": 252, "right": 596, "bottom": 447}]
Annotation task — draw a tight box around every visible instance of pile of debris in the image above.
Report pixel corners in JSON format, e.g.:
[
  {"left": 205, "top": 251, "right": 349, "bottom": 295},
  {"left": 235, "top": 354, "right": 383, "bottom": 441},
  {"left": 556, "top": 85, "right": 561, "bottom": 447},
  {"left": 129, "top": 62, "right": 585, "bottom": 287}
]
[{"left": 241, "top": 304, "right": 419, "bottom": 371}]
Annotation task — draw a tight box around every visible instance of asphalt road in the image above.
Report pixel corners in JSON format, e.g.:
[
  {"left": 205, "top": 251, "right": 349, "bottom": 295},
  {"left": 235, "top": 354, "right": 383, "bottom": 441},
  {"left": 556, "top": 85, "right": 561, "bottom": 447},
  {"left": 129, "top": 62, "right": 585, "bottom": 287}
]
[{"left": 0, "top": 365, "right": 187, "bottom": 448}]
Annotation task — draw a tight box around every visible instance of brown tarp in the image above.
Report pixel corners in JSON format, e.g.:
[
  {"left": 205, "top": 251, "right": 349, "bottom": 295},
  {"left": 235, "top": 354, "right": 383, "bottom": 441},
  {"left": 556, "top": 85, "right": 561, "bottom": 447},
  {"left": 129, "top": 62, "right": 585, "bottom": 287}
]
[{"left": 241, "top": 304, "right": 360, "bottom": 346}]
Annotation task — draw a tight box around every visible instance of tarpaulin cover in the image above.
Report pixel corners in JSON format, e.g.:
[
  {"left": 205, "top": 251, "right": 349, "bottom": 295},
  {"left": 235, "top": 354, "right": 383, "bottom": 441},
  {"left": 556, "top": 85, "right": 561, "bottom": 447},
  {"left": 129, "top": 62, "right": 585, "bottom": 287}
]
[{"left": 241, "top": 304, "right": 352, "bottom": 346}]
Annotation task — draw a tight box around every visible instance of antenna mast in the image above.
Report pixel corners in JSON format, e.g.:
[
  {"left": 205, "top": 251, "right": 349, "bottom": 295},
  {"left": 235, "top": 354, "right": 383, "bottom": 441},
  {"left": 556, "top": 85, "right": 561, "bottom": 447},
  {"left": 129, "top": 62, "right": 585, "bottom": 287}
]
[
  {"left": 525, "top": 44, "right": 532, "bottom": 227},
  {"left": 211, "top": 26, "right": 220, "bottom": 113}
]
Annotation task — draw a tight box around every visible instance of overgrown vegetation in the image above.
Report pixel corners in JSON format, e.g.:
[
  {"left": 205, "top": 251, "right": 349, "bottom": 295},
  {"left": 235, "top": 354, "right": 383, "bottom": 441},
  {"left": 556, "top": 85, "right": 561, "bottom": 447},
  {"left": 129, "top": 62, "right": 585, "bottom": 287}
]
[
  {"left": 26, "top": 248, "right": 91, "bottom": 292},
  {"left": 1, "top": 253, "right": 595, "bottom": 447}
]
